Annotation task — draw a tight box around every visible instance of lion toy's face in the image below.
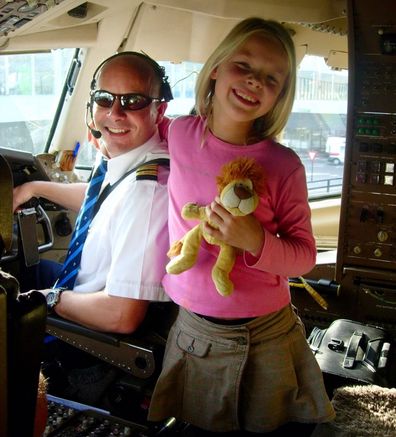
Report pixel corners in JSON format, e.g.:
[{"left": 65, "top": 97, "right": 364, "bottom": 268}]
[
  {"left": 216, "top": 157, "right": 266, "bottom": 217},
  {"left": 220, "top": 178, "right": 259, "bottom": 216}
]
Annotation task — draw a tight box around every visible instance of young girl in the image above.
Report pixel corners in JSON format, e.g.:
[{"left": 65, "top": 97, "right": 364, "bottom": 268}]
[{"left": 149, "top": 17, "right": 335, "bottom": 433}]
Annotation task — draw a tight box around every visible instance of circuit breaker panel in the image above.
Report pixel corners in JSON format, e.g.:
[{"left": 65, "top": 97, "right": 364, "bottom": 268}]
[{"left": 336, "top": 0, "right": 396, "bottom": 332}]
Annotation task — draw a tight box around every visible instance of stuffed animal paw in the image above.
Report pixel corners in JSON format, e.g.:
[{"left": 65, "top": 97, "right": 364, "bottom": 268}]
[{"left": 166, "top": 157, "right": 266, "bottom": 297}]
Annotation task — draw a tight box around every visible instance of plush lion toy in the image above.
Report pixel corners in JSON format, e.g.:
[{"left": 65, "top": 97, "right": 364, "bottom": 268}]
[{"left": 166, "top": 157, "right": 266, "bottom": 297}]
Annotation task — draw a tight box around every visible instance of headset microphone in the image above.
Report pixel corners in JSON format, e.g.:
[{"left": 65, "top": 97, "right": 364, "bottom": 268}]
[{"left": 90, "top": 127, "right": 102, "bottom": 139}]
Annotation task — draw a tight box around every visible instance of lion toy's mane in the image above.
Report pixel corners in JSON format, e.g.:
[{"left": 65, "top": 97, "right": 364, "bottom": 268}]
[{"left": 216, "top": 157, "right": 266, "bottom": 195}]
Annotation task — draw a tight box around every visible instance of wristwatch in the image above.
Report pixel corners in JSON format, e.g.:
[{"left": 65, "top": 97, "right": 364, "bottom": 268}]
[{"left": 46, "top": 287, "right": 66, "bottom": 312}]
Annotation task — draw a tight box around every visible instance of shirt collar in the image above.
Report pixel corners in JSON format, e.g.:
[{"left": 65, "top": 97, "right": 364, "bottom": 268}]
[{"left": 100, "top": 129, "right": 168, "bottom": 186}]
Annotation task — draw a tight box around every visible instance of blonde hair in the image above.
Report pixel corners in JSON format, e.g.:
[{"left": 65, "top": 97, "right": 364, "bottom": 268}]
[{"left": 195, "top": 17, "right": 296, "bottom": 141}]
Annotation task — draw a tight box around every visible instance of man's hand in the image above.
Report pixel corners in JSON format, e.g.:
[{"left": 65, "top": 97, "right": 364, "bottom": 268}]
[
  {"left": 37, "top": 289, "right": 51, "bottom": 298},
  {"left": 14, "top": 180, "right": 87, "bottom": 213},
  {"left": 13, "top": 182, "right": 36, "bottom": 212}
]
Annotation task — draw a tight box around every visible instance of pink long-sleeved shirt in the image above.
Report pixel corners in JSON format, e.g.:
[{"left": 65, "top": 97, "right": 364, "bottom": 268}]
[{"left": 163, "top": 116, "right": 316, "bottom": 317}]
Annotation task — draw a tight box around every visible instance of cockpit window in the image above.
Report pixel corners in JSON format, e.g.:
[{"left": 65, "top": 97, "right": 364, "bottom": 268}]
[
  {"left": 159, "top": 61, "right": 201, "bottom": 117},
  {"left": 0, "top": 53, "right": 346, "bottom": 200},
  {"left": 284, "top": 56, "right": 348, "bottom": 199},
  {"left": 0, "top": 49, "right": 75, "bottom": 155}
]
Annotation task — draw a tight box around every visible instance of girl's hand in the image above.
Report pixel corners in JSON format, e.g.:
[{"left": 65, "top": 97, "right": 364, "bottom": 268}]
[{"left": 203, "top": 197, "right": 264, "bottom": 257}]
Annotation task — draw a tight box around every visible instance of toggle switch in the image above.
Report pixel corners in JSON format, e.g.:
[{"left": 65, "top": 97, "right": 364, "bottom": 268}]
[{"left": 360, "top": 206, "right": 370, "bottom": 222}]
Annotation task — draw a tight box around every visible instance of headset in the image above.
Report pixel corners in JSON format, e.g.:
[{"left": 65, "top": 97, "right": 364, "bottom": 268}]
[{"left": 86, "top": 51, "right": 173, "bottom": 139}]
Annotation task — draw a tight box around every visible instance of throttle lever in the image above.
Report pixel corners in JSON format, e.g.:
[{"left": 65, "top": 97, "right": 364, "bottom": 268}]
[{"left": 35, "top": 204, "right": 54, "bottom": 253}]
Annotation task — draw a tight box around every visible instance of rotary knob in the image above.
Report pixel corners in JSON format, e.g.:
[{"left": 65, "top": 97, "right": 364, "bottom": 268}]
[
  {"left": 353, "top": 246, "right": 362, "bottom": 255},
  {"left": 377, "top": 230, "right": 388, "bottom": 242},
  {"left": 374, "top": 248, "right": 382, "bottom": 258}
]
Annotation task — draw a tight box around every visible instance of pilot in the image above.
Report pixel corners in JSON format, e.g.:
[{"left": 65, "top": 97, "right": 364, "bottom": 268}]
[{"left": 13, "top": 52, "right": 172, "bottom": 334}]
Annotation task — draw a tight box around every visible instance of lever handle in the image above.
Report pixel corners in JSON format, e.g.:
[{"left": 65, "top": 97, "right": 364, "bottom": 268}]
[{"left": 343, "top": 331, "right": 364, "bottom": 369}]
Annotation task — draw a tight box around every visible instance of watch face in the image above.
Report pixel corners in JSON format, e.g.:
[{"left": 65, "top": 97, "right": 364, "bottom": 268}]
[{"left": 46, "top": 290, "right": 59, "bottom": 309}]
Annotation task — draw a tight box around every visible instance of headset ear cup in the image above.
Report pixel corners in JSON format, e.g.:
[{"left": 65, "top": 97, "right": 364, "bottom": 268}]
[
  {"left": 85, "top": 98, "right": 102, "bottom": 139},
  {"left": 85, "top": 100, "right": 92, "bottom": 125},
  {"left": 89, "top": 95, "right": 94, "bottom": 120},
  {"left": 161, "top": 79, "right": 173, "bottom": 102}
]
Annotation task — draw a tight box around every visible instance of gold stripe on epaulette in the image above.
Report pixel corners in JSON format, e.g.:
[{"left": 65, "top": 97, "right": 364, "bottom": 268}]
[{"left": 136, "top": 164, "right": 159, "bottom": 181}]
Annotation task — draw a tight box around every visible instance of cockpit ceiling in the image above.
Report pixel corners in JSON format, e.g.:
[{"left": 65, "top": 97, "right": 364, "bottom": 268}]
[{"left": 0, "top": 0, "right": 348, "bottom": 68}]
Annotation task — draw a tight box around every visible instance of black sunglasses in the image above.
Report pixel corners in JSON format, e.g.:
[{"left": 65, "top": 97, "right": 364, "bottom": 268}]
[{"left": 92, "top": 90, "right": 161, "bottom": 111}]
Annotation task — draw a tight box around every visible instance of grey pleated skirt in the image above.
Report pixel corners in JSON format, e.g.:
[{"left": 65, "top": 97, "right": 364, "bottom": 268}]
[{"left": 148, "top": 304, "right": 335, "bottom": 432}]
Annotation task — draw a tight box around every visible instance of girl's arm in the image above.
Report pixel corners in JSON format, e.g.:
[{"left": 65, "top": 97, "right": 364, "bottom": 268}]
[{"left": 248, "top": 165, "right": 316, "bottom": 276}]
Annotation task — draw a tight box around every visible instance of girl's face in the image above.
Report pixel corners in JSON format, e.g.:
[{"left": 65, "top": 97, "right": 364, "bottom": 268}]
[{"left": 210, "top": 34, "right": 289, "bottom": 131}]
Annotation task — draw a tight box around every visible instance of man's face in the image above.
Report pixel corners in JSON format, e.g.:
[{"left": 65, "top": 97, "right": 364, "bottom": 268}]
[{"left": 92, "top": 57, "right": 166, "bottom": 158}]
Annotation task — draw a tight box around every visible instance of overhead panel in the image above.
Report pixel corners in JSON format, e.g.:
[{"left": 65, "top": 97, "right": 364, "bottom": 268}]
[{"left": 0, "top": 0, "right": 66, "bottom": 38}]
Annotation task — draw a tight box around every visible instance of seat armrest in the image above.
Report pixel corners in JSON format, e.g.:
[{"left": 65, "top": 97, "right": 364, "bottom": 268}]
[
  {"left": 46, "top": 314, "right": 159, "bottom": 379},
  {"left": 47, "top": 315, "right": 120, "bottom": 346}
]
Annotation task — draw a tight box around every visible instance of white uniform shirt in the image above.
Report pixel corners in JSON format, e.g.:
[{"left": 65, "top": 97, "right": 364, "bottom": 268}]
[{"left": 73, "top": 131, "right": 170, "bottom": 301}]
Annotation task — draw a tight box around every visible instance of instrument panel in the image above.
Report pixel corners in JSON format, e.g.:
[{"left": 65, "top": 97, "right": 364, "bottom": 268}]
[{"left": 335, "top": 0, "right": 396, "bottom": 334}]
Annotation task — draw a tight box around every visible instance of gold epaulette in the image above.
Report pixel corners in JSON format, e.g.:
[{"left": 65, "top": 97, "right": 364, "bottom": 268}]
[{"left": 136, "top": 163, "right": 160, "bottom": 181}]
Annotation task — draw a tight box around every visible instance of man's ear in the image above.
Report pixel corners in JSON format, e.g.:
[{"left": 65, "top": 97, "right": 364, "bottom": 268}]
[{"left": 155, "top": 102, "right": 168, "bottom": 124}]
